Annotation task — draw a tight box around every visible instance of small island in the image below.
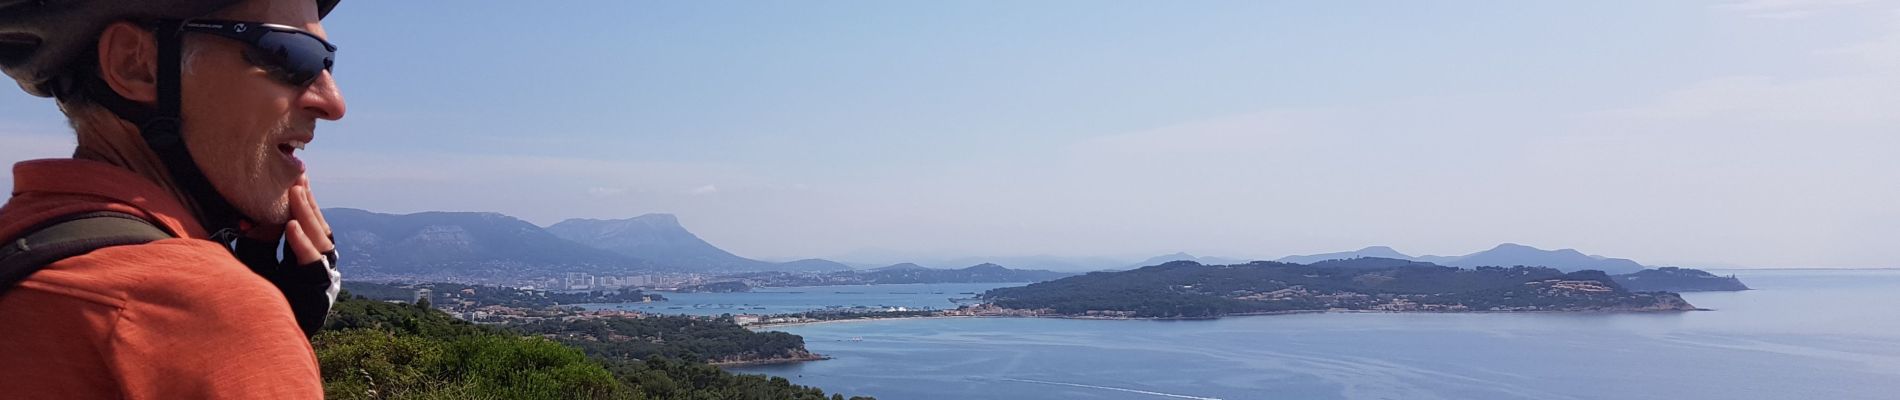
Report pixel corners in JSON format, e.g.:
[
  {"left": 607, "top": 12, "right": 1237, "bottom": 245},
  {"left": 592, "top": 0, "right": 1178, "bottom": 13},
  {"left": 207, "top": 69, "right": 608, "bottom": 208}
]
[{"left": 975, "top": 259, "right": 1700, "bottom": 319}]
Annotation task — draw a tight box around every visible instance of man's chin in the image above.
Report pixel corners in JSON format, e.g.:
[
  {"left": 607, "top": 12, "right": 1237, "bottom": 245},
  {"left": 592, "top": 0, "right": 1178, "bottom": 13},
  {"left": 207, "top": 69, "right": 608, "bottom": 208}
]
[
  {"left": 206, "top": 167, "right": 296, "bottom": 228},
  {"left": 235, "top": 197, "right": 294, "bottom": 229}
]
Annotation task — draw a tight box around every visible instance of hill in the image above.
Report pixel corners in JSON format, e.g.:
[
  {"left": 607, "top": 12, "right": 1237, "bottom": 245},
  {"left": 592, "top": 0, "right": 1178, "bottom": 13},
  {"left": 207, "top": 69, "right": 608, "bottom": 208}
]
[
  {"left": 1132, "top": 252, "right": 1249, "bottom": 268},
  {"left": 328, "top": 208, "right": 852, "bottom": 278},
  {"left": 1275, "top": 246, "right": 1416, "bottom": 264},
  {"left": 935, "top": 255, "right": 1128, "bottom": 272},
  {"left": 1263, "top": 257, "right": 1742, "bottom": 293},
  {"left": 1305, "top": 256, "right": 1441, "bottom": 269},
  {"left": 1446, "top": 243, "right": 1646, "bottom": 274},
  {"left": 317, "top": 293, "right": 870, "bottom": 399},
  {"left": 776, "top": 258, "right": 855, "bottom": 271},
  {"left": 867, "top": 263, "right": 931, "bottom": 272},
  {"left": 325, "top": 208, "right": 646, "bottom": 278},
  {"left": 1613, "top": 267, "right": 1751, "bottom": 292},
  {"left": 547, "top": 215, "right": 845, "bottom": 273},
  {"left": 827, "top": 252, "right": 1128, "bottom": 272},
  {"left": 1278, "top": 243, "right": 1648, "bottom": 274},
  {"left": 852, "top": 263, "right": 1074, "bottom": 284},
  {"left": 980, "top": 260, "right": 1696, "bottom": 318}
]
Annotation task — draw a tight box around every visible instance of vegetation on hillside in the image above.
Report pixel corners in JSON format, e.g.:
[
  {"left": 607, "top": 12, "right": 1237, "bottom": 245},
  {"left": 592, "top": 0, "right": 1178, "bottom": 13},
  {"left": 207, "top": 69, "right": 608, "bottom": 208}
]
[
  {"left": 513, "top": 316, "right": 815, "bottom": 364},
  {"left": 982, "top": 260, "right": 1695, "bottom": 318},
  {"left": 316, "top": 292, "right": 870, "bottom": 400},
  {"left": 1613, "top": 267, "right": 1751, "bottom": 292}
]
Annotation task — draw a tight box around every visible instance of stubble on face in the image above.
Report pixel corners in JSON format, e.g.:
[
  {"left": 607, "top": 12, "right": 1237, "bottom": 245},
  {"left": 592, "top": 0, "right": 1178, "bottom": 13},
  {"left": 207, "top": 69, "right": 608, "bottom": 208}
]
[{"left": 225, "top": 117, "right": 311, "bottom": 225}]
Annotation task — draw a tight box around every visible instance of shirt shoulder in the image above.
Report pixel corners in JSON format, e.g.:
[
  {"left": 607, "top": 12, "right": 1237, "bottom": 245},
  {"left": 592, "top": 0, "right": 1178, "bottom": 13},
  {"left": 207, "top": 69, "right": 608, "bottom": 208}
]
[
  {"left": 18, "top": 239, "right": 276, "bottom": 307},
  {"left": 11, "top": 239, "right": 323, "bottom": 399}
]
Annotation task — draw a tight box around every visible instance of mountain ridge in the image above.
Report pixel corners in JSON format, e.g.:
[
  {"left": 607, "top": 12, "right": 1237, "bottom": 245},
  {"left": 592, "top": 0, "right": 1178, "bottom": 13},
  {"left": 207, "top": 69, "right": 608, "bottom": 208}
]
[
  {"left": 1275, "top": 243, "right": 1648, "bottom": 274},
  {"left": 325, "top": 208, "right": 647, "bottom": 277},
  {"left": 1132, "top": 252, "right": 1249, "bottom": 268},
  {"left": 327, "top": 208, "right": 849, "bottom": 276},
  {"left": 331, "top": 207, "right": 1661, "bottom": 279},
  {"left": 546, "top": 215, "right": 848, "bottom": 273},
  {"left": 547, "top": 214, "right": 766, "bottom": 272}
]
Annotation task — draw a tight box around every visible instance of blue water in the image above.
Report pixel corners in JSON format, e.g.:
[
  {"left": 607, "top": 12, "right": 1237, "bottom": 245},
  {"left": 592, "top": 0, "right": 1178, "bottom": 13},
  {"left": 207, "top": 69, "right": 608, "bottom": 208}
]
[
  {"left": 731, "top": 269, "right": 1900, "bottom": 400},
  {"left": 579, "top": 282, "right": 1025, "bottom": 316}
]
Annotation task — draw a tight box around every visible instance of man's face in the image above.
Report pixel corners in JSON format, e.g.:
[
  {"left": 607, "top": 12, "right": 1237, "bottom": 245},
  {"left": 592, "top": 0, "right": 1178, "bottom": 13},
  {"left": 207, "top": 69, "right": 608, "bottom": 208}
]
[{"left": 180, "top": 0, "right": 345, "bottom": 225}]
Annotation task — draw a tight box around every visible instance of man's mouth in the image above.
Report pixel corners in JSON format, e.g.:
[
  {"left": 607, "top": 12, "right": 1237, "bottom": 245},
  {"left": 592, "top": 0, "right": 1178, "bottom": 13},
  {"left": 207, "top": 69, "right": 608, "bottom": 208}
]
[{"left": 278, "top": 140, "right": 308, "bottom": 171}]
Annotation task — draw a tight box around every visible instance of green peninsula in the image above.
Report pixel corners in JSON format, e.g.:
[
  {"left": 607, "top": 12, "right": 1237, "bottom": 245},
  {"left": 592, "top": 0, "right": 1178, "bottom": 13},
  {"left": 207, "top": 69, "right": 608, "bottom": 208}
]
[{"left": 979, "top": 259, "right": 1699, "bottom": 319}]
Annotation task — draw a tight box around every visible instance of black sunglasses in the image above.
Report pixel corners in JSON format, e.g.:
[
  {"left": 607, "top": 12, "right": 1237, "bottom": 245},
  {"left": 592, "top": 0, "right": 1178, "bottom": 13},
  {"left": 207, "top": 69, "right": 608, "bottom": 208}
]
[{"left": 165, "top": 19, "right": 337, "bottom": 87}]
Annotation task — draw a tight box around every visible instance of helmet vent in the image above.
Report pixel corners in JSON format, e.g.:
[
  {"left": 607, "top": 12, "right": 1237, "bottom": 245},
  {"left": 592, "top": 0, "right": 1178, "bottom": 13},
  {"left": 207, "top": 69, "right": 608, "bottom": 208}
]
[{"left": 0, "top": 33, "right": 41, "bottom": 65}]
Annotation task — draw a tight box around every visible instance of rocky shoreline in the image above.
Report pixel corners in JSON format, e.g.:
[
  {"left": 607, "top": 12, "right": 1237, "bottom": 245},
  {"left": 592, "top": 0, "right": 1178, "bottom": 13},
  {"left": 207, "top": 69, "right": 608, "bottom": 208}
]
[{"left": 711, "top": 352, "right": 833, "bottom": 367}]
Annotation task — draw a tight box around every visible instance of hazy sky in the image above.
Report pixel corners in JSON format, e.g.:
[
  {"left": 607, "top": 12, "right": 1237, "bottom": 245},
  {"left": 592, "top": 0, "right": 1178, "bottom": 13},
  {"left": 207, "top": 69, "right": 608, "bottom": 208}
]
[{"left": 3, "top": 0, "right": 1896, "bottom": 268}]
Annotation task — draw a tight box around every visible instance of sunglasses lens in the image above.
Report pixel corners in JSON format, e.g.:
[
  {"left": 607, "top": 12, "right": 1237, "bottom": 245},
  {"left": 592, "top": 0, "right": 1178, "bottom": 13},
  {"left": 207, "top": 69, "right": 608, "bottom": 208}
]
[{"left": 254, "top": 30, "right": 334, "bottom": 86}]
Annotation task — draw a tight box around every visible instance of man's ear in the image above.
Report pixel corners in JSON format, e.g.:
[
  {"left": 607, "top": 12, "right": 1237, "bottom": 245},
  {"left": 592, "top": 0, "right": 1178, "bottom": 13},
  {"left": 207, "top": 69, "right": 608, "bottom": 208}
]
[{"left": 96, "top": 21, "right": 159, "bottom": 104}]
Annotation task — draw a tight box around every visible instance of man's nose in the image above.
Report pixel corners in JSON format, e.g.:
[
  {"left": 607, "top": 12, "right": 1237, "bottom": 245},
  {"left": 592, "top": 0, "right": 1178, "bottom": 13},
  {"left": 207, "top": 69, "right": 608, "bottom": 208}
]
[{"left": 299, "top": 70, "right": 346, "bottom": 121}]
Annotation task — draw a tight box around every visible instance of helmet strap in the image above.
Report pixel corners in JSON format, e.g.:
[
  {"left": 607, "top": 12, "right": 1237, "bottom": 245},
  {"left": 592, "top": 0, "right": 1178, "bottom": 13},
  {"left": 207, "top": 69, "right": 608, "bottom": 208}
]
[{"left": 86, "top": 21, "right": 244, "bottom": 245}]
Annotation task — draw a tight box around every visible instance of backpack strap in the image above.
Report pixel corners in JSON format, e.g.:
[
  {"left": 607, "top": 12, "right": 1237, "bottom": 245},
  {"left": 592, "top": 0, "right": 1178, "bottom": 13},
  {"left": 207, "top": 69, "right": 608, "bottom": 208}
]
[{"left": 0, "top": 212, "right": 174, "bottom": 297}]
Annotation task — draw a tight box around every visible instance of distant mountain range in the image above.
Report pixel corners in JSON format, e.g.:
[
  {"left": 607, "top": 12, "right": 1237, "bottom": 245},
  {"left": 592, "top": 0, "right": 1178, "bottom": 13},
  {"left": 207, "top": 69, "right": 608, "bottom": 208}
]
[
  {"left": 1131, "top": 252, "right": 1251, "bottom": 268},
  {"left": 327, "top": 208, "right": 849, "bottom": 276},
  {"left": 826, "top": 252, "right": 1130, "bottom": 272},
  {"left": 1273, "top": 244, "right": 1648, "bottom": 275},
  {"left": 852, "top": 263, "right": 1074, "bottom": 284},
  {"left": 1195, "top": 255, "right": 1742, "bottom": 293},
  {"left": 547, "top": 215, "right": 846, "bottom": 272},
  {"left": 1274, "top": 246, "right": 1415, "bottom": 265},
  {"left": 896, "top": 243, "right": 1654, "bottom": 276},
  {"left": 866, "top": 263, "right": 931, "bottom": 272},
  {"left": 326, "top": 208, "right": 646, "bottom": 277},
  {"left": 546, "top": 215, "right": 752, "bottom": 269},
  {"left": 775, "top": 258, "right": 856, "bottom": 272},
  {"left": 934, "top": 255, "right": 1128, "bottom": 272},
  {"left": 328, "top": 207, "right": 1664, "bottom": 280}
]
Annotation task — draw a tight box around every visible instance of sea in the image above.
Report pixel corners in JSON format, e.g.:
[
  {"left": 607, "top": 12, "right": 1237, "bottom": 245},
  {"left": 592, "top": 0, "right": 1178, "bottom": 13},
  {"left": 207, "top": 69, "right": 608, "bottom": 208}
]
[{"left": 712, "top": 269, "right": 1900, "bottom": 400}]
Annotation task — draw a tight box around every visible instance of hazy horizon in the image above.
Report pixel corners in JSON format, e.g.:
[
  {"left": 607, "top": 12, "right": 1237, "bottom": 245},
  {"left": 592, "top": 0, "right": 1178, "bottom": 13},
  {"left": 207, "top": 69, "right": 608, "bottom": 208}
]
[{"left": 4, "top": 0, "right": 1896, "bottom": 269}]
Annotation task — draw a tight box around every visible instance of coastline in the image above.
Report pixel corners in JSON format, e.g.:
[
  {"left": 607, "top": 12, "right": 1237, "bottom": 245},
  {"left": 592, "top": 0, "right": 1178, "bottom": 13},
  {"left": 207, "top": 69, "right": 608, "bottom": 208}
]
[
  {"left": 746, "top": 307, "right": 1708, "bottom": 330},
  {"left": 747, "top": 315, "right": 975, "bottom": 330},
  {"left": 710, "top": 353, "right": 833, "bottom": 367}
]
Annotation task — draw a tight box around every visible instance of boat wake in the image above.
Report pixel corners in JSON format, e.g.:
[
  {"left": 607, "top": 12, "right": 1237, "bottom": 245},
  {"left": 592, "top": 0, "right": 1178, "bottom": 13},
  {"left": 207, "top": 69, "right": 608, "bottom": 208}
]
[{"left": 997, "top": 378, "right": 1223, "bottom": 400}]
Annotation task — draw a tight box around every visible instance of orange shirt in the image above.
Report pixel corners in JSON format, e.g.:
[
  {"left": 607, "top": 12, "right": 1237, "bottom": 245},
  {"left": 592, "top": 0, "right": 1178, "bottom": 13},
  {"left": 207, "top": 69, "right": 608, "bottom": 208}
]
[{"left": 0, "top": 159, "right": 322, "bottom": 399}]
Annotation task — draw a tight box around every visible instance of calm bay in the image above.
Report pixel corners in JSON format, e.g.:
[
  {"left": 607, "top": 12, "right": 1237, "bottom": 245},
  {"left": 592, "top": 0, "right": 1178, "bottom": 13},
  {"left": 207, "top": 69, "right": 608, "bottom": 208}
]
[{"left": 727, "top": 269, "right": 1900, "bottom": 400}]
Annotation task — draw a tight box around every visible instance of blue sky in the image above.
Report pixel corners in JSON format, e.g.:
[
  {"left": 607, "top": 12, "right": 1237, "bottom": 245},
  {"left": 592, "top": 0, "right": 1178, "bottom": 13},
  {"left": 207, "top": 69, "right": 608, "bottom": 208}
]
[{"left": 4, "top": 0, "right": 1897, "bottom": 268}]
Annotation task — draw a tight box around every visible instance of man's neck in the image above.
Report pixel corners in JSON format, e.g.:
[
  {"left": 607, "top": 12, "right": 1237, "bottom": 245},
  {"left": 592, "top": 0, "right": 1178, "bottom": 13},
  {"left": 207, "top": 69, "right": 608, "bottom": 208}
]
[{"left": 70, "top": 112, "right": 206, "bottom": 221}]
